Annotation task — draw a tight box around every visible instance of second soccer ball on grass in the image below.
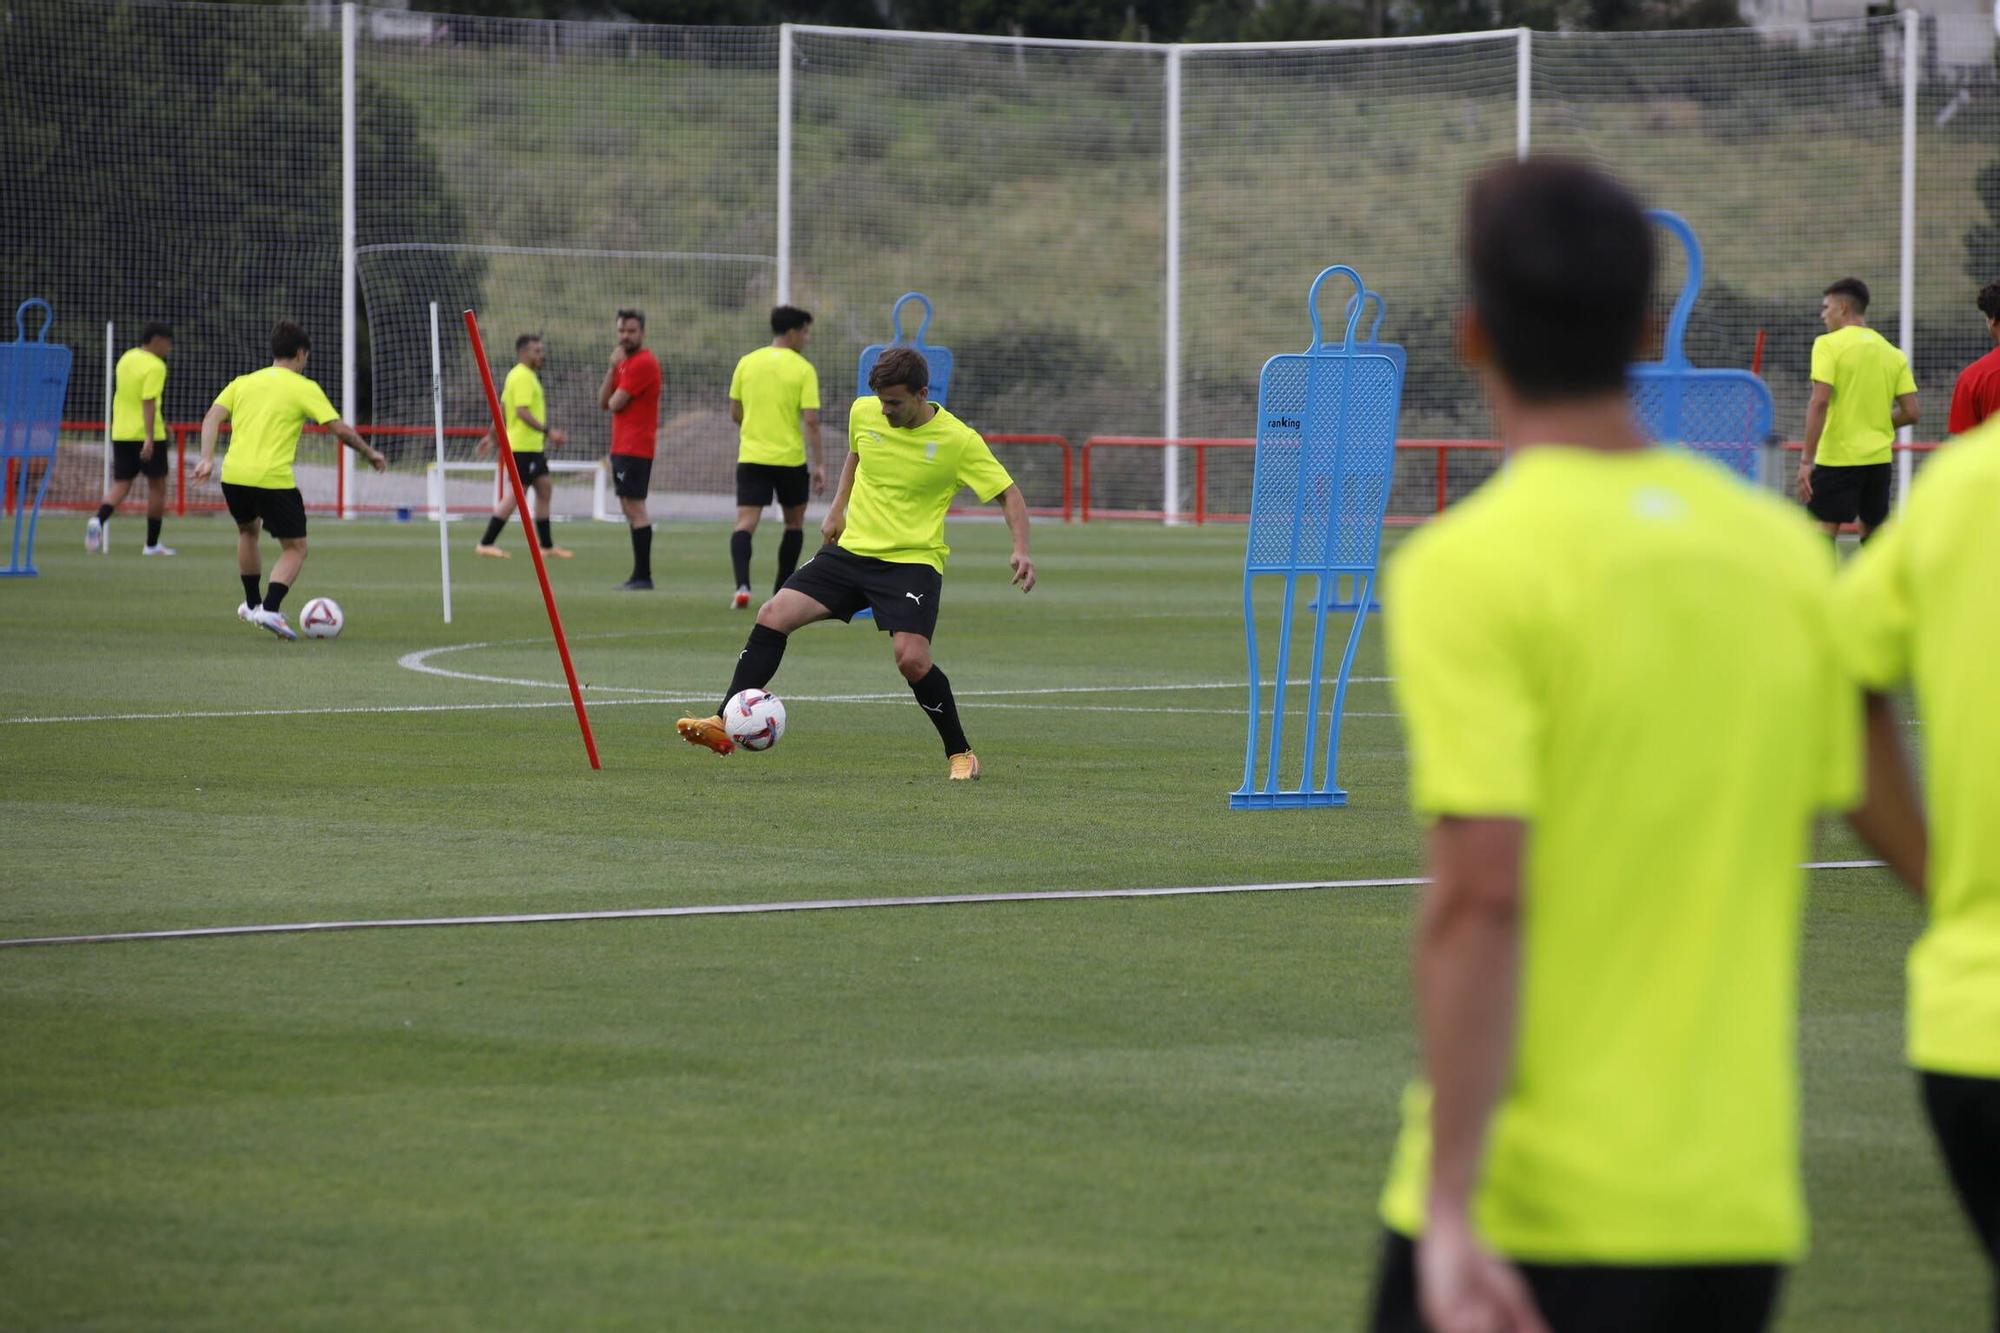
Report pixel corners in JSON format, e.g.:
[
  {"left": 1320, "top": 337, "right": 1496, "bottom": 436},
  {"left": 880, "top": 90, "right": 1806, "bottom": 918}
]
[{"left": 724, "top": 689, "right": 786, "bottom": 752}]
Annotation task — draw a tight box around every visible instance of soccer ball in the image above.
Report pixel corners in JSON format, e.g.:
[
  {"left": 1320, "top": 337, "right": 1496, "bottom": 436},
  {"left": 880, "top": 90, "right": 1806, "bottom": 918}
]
[
  {"left": 300, "top": 597, "right": 345, "bottom": 640},
  {"left": 724, "top": 689, "right": 786, "bottom": 752}
]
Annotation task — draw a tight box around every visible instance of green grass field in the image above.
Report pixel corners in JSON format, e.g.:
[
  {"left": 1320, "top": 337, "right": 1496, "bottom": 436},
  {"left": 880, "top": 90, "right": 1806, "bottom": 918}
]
[{"left": 0, "top": 515, "right": 1984, "bottom": 1329}]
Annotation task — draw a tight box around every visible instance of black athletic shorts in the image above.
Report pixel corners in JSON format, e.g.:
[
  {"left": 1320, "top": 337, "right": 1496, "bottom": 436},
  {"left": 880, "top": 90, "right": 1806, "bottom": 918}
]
[
  {"left": 510, "top": 451, "right": 550, "bottom": 486},
  {"left": 112, "top": 439, "right": 169, "bottom": 481},
  {"left": 610, "top": 453, "right": 651, "bottom": 500},
  {"left": 784, "top": 544, "right": 942, "bottom": 639},
  {"left": 1920, "top": 1071, "right": 2000, "bottom": 1284},
  {"left": 1806, "top": 461, "right": 1892, "bottom": 527},
  {"left": 1368, "top": 1230, "right": 1783, "bottom": 1333},
  {"left": 736, "top": 461, "right": 810, "bottom": 510},
  {"left": 221, "top": 483, "right": 308, "bottom": 540}
]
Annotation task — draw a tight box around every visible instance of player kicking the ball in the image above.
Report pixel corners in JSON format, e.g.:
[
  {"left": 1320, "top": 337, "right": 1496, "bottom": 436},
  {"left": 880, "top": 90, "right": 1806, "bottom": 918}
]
[{"left": 677, "top": 347, "right": 1034, "bottom": 780}]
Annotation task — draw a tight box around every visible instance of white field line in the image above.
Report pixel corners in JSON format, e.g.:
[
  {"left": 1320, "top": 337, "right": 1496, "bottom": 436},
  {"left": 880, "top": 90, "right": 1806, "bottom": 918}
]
[{"left": 0, "top": 860, "right": 1890, "bottom": 950}]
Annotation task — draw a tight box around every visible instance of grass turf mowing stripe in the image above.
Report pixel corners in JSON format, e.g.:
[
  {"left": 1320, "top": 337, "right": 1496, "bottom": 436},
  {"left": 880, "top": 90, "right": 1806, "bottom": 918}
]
[{"left": 0, "top": 862, "right": 1887, "bottom": 949}]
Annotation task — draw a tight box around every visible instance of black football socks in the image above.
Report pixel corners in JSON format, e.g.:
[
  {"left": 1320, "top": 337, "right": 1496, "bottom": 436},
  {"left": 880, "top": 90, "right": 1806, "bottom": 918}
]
[
  {"left": 631, "top": 525, "right": 653, "bottom": 582},
  {"left": 720, "top": 623, "right": 788, "bottom": 715},
  {"left": 241, "top": 574, "right": 261, "bottom": 610},
  {"left": 262, "top": 581, "right": 290, "bottom": 614},
  {"left": 480, "top": 515, "right": 507, "bottom": 546},
  {"left": 536, "top": 517, "right": 553, "bottom": 549},
  {"left": 911, "top": 665, "right": 970, "bottom": 755},
  {"left": 146, "top": 517, "right": 162, "bottom": 547},
  {"left": 774, "top": 527, "right": 804, "bottom": 592},
  {"left": 730, "top": 529, "right": 752, "bottom": 589},
  {"left": 96, "top": 503, "right": 114, "bottom": 523}
]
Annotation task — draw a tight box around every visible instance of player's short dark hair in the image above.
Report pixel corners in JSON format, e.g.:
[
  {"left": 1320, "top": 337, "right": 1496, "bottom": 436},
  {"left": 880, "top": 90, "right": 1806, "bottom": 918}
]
[
  {"left": 1465, "top": 157, "right": 1652, "bottom": 400},
  {"left": 770, "top": 305, "right": 812, "bottom": 335},
  {"left": 271, "top": 320, "right": 311, "bottom": 359},
  {"left": 868, "top": 347, "right": 929, "bottom": 395},
  {"left": 1824, "top": 277, "right": 1870, "bottom": 312},
  {"left": 615, "top": 308, "right": 645, "bottom": 328},
  {"left": 140, "top": 321, "right": 173, "bottom": 344},
  {"left": 1976, "top": 280, "right": 2000, "bottom": 322},
  {"left": 515, "top": 333, "right": 542, "bottom": 351}
]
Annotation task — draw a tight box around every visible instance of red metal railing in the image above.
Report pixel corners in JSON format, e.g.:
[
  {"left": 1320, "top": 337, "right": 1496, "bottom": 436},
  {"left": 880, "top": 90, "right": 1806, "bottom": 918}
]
[
  {"left": 1080, "top": 436, "right": 1944, "bottom": 525},
  {"left": 959, "top": 433, "right": 1072, "bottom": 523}
]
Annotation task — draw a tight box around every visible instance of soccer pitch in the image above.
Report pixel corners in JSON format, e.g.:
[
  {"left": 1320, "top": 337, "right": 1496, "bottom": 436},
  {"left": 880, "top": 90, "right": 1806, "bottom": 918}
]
[{"left": 0, "top": 517, "right": 1983, "bottom": 1328}]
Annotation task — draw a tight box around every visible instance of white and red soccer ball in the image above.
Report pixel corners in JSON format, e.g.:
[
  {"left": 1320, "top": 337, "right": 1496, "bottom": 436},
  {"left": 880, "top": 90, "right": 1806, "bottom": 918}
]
[
  {"left": 300, "top": 597, "right": 345, "bottom": 639},
  {"left": 724, "top": 689, "right": 786, "bottom": 752}
]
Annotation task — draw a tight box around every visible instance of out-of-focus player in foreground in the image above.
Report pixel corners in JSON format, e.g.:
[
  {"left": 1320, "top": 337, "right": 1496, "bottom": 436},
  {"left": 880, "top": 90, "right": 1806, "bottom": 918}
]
[
  {"left": 1369, "top": 159, "right": 1858, "bottom": 1333},
  {"left": 1835, "top": 415, "right": 2000, "bottom": 1327},
  {"left": 192, "top": 321, "right": 385, "bottom": 641},
  {"left": 677, "top": 348, "right": 1033, "bottom": 780},
  {"left": 474, "top": 333, "right": 571, "bottom": 559}
]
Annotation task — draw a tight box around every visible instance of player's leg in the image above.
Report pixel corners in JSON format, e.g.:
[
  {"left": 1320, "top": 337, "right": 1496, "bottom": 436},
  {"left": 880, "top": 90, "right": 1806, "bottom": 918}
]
[
  {"left": 140, "top": 449, "right": 172, "bottom": 554},
  {"left": 731, "top": 462, "right": 773, "bottom": 608},
  {"left": 249, "top": 490, "right": 307, "bottom": 640},
  {"left": 612, "top": 455, "right": 653, "bottom": 589},
  {"left": 1856, "top": 462, "right": 1893, "bottom": 544},
  {"left": 476, "top": 484, "right": 519, "bottom": 556},
  {"left": 773, "top": 464, "right": 811, "bottom": 593},
  {"left": 1805, "top": 463, "right": 1857, "bottom": 545},
  {"left": 222, "top": 483, "right": 264, "bottom": 619},
  {"left": 1920, "top": 1071, "right": 2000, "bottom": 1309},
  {"left": 863, "top": 560, "right": 973, "bottom": 777},
  {"left": 892, "top": 631, "right": 976, "bottom": 778},
  {"left": 88, "top": 444, "right": 140, "bottom": 550},
  {"left": 532, "top": 473, "right": 569, "bottom": 556}
]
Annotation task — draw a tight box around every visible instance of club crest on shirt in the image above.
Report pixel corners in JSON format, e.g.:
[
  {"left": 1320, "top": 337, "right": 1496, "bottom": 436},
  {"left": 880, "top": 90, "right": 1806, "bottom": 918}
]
[
  {"left": 1631, "top": 486, "right": 1688, "bottom": 521},
  {"left": 925, "top": 441, "right": 939, "bottom": 460}
]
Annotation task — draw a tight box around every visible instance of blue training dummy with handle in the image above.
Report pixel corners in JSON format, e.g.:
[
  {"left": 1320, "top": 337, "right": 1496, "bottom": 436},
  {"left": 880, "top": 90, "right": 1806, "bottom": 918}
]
[
  {"left": 1628, "top": 210, "right": 1773, "bottom": 481},
  {"left": 1, "top": 298, "right": 72, "bottom": 577},
  {"left": 856, "top": 292, "right": 953, "bottom": 408},
  {"left": 1232, "top": 267, "right": 1404, "bottom": 809}
]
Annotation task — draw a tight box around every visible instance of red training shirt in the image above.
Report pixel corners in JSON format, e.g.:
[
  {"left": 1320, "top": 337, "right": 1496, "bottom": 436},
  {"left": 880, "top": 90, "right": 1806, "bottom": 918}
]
[
  {"left": 1948, "top": 344, "right": 2000, "bottom": 436},
  {"left": 611, "top": 347, "right": 662, "bottom": 458}
]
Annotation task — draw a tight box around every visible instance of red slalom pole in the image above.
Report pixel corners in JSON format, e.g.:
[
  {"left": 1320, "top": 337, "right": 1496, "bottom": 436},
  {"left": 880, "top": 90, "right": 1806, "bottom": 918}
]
[
  {"left": 463, "top": 309, "right": 602, "bottom": 771},
  {"left": 1751, "top": 328, "right": 1766, "bottom": 377}
]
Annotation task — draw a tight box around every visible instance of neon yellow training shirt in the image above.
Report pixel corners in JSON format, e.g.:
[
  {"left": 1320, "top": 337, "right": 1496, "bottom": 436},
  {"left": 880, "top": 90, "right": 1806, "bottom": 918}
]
[
  {"left": 215, "top": 365, "right": 340, "bottom": 490},
  {"left": 838, "top": 397, "right": 1013, "bottom": 573},
  {"left": 730, "top": 346, "right": 821, "bottom": 467},
  {"left": 1811, "top": 325, "right": 1916, "bottom": 468},
  {"left": 1834, "top": 420, "right": 2000, "bottom": 1079},
  {"left": 501, "top": 362, "right": 546, "bottom": 454},
  {"left": 111, "top": 346, "right": 167, "bottom": 442},
  {"left": 1378, "top": 445, "right": 1859, "bottom": 1263}
]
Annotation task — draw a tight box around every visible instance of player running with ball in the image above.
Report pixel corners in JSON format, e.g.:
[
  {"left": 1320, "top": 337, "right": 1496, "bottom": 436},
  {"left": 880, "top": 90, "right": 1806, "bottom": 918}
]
[{"left": 677, "top": 348, "right": 1034, "bottom": 780}]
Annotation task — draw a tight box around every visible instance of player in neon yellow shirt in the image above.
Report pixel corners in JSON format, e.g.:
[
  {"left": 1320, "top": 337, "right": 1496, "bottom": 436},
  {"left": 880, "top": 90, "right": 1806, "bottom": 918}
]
[
  {"left": 1369, "top": 160, "right": 1858, "bottom": 1333},
  {"left": 677, "top": 348, "right": 1034, "bottom": 780},
  {"left": 1798, "top": 277, "right": 1920, "bottom": 543},
  {"left": 192, "top": 321, "right": 384, "bottom": 641},
  {"left": 473, "top": 334, "right": 571, "bottom": 560},
  {"left": 86, "top": 322, "right": 174, "bottom": 556},
  {"left": 1835, "top": 418, "right": 2000, "bottom": 1321},
  {"left": 726, "top": 305, "right": 824, "bottom": 607}
]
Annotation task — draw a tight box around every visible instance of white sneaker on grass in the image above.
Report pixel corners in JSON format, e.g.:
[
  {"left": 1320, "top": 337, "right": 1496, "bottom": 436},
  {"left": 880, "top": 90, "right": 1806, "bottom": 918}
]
[
  {"left": 236, "top": 602, "right": 256, "bottom": 624},
  {"left": 85, "top": 516, "right": 103, "bottom": 553},
  {"left": 141, "top": 544, "right": 176, "bottom": 556},
  {"left": 250, "top": 607, "right": 297, "bottom": 641}
]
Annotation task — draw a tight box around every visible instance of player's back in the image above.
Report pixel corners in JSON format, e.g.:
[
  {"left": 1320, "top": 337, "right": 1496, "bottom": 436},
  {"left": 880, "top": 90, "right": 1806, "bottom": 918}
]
[
  {"left": 1814, "top": 325, "right": 1910, "bottom": 463},
  {"left": 1381, "top": 444, "right": 1854, "bottom": 1262}
]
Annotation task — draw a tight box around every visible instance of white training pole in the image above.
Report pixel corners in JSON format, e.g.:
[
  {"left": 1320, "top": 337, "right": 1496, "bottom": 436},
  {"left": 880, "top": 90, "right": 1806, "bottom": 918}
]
[
  {"left": 1515, "top": 28, "right": 1531, "bottom": 161},
  {"left": 431, "top": 303, "right": 452, "bottom": 624},
  {"left": 1163, "top": 46, "right": 1182, "bottom": 526},
  {"left": 1896, "top": 7, "right": 1917, "bottom": 512},
  {"left": 776, "top": 24, "right": 794, "bottom": 305},
  {"left": 339, "top": 2, "right": 358, "bottom": 520},
  {"left": 101, "top": 321, "right": 113, "bottom": 551}
]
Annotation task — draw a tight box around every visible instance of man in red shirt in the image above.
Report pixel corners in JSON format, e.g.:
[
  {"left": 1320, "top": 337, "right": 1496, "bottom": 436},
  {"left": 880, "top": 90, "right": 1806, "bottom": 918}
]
[
  {"left": 1948, "top": 280, "right": 2000, "bottom": 437},
  {"left": 599, "top": 307, "right": 663, "bottom": 590}
]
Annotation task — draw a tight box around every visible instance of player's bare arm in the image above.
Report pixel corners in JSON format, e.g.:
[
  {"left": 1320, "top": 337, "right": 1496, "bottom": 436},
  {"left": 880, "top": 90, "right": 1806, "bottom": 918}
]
[
  {"left": 998, "top": 484, "right": 1035, "bottom": 592},
  {"left": 805, "top": 408, "right": 825, "bottom": 493},
  {"left": 821, "top": 452, "right": 858, "bottom": 544},
  {"left": 516, "top": 405, "right": 562, "bottom": 445},
  {"left": 599, "top": 345, "right": 629, "bottom": 412},
  {"left": 729, "top": 398, "right": 744, "bottom": 425},
  {"left": 329, "top": 420, "right": 388, "bottom": 473},
  {"left": 140, "top": 398, "right": 158, "bottom": 461},
  {"left": 191, "top": 401, "right": 230, "bottom": 482},
  {"left": 1891, "top": 392, "right": 1919, "bottom": 431},
  {"left": 1799, "top": 381, "right": 1832, "bottom": 501},
  {"left": 1416, "top": 816, "right": 1551, "bottom": 1333},
  {"left": 1847, "top": 692, "right": 1928, "bottom": 898}
]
